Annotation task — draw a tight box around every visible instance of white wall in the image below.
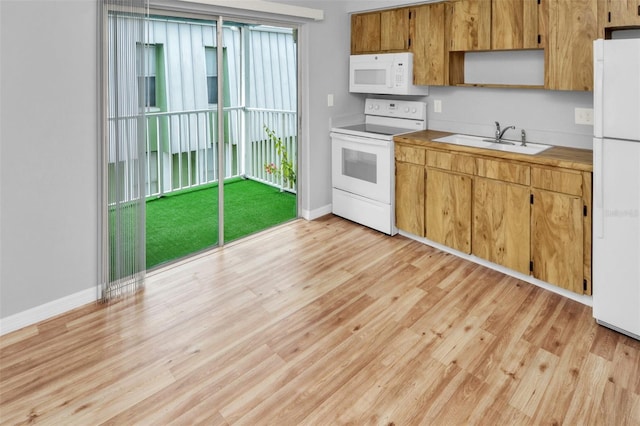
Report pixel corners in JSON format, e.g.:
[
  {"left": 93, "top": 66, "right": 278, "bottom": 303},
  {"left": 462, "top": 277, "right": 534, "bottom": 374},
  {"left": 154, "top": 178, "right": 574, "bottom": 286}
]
[{"left": 0, "top": 0, "right": 98, "bottom": 320}]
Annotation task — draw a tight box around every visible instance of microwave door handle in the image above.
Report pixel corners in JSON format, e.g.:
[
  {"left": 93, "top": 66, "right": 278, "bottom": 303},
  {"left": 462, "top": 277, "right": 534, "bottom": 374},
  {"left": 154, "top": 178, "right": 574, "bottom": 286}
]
[{"left": 387, "top": 64, "right": 394, "bottom": 88}]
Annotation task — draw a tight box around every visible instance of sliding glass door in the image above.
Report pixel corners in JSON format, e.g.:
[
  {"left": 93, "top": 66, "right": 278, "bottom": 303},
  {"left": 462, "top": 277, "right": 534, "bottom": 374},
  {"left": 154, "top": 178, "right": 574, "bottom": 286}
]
[
  {"left": 102, "top": 5, "right": 299, "bottom": 295},
  {"left": 223, "top": 22, "right": 298, "bottom": 244}
]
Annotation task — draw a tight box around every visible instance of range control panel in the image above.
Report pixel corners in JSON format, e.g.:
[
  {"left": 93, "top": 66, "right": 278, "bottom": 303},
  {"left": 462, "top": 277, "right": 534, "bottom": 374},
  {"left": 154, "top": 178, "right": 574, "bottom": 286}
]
[{"left": 365, "top": 98, "right": 427, "bottom": 121}]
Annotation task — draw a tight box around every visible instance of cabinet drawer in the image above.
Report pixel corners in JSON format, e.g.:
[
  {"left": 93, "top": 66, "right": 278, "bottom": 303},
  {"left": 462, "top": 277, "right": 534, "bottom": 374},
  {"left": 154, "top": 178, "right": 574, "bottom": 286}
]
[
  {"left": 395, "top": 144, "right": 426, "bottom": 165},
  {"left": 426, "top": 150, "right": 475, "bottom": 174},
  {"left": 531, "top": 167, "right": 583, "bottom": 196},
  {"left": 476, "top": 157, "right": 530, "bottom": 185}
]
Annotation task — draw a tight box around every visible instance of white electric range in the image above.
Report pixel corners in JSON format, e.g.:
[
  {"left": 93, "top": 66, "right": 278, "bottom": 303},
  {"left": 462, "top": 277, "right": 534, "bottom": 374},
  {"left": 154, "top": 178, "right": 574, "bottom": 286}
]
[{"left": 330, "top": 98, "right": 427, "bottom": 235}]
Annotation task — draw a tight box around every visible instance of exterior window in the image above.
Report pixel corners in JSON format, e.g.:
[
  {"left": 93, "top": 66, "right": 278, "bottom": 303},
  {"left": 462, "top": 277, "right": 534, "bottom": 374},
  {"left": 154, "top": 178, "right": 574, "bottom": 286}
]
[
  {"left": 138, "top": 45, "right": 157, "bottom": 108},
  {"left": 205, "top": 47, "right": 218, "bottom": 105}
]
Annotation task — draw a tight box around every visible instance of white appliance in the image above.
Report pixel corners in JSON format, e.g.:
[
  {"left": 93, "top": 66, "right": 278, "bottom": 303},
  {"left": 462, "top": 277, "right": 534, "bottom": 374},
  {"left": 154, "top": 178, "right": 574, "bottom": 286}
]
[
  {"left": 592, "top": 38, "right": 640, "bottom": 340},
  {"left": 349, "top": 52, "right": 429, "bottom": 96},
  {"left": 331, "top": 98, "right": 427, "bottom": 235}
]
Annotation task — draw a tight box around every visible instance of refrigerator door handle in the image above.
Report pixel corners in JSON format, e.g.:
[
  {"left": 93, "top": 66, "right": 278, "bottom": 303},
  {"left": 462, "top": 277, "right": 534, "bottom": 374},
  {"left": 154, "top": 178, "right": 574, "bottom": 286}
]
[
  {"left": 594, "top": 138, "right": 604, "bottom": 239},
  {"left": 593, "top": 40, "right": 604, "bottom": 138}
]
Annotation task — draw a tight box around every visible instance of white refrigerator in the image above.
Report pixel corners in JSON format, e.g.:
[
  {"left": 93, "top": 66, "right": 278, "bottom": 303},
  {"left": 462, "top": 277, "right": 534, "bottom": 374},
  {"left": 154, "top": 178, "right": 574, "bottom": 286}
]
[{"left": 592, "top": 38, "right": 640, "bottom": 340}]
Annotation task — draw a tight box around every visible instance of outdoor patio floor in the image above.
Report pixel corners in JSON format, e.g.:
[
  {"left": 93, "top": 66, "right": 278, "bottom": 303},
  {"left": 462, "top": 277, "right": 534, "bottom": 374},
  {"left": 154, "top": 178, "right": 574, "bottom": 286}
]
[{"left": 145, "top": 178, "right": 297, "bottom": 269}]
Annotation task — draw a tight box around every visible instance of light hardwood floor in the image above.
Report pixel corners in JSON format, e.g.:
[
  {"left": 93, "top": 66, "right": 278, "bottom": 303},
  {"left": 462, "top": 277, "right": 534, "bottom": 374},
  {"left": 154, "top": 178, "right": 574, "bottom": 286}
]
[{"left": 1, "top": 215, "right": 640, "bottom": 425}]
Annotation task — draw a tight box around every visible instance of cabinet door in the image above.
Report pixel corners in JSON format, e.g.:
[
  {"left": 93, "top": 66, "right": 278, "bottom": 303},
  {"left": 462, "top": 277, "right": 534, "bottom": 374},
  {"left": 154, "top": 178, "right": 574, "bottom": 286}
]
[
  {"left": 425, "top": 169, "right": 472, "bottom": 254},
  {"left": 604, "top": 0, "right": 640, "bottom": 27},
  {"left": 396, "top": 162, "right": 425, "bottom": 236},
  {"left": 381, "top": 8, "right": 410, "bottom": 51},
  {"left": 351, "top": 12, "right": 381, "bottom": 54},
  {"left": 447, "top": 0, "right": 491, "bottom": 51},
  {"left": 492, "top": 0, "right": 542, "bottom": 49},
  {"left": 412, "top": 3, "right": 446, "bottom": 86},
  {"left": 545, "top": 0, "right": 597, "bottom": 91},
  {"left": 531, "top": 189, "right": 584, "bottom": 293},
  {"left": 473, "top": 178, "right": 530, "bottom": 274}
]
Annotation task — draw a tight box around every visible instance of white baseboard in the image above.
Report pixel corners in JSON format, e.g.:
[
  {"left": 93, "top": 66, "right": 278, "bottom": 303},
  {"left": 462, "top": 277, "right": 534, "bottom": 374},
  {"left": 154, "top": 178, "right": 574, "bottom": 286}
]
[
  {"left": 0, "top": 287, "right": 98, "bottom": 336},
  {"left": 301, "top": 203, "right": 332, "bottom": 220},
  {"left": 398, "top": 230, "right": 593, "bottom": 307}
]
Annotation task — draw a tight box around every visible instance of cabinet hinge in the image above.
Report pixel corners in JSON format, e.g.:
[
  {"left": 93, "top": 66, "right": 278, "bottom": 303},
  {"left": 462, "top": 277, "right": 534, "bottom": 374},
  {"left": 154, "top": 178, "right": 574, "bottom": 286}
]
[
  {"left": 537, "top": 0, "right": 541, "bottom": 4},
  {"left": 637, "top": 5, "right": 639, "bottom": 16},
  {"left": 409, "top": 10, "right": 412, "bottom": 19},
  {"left": 408, "top": 38, "right": 412, "bottom": 48},
  {"left": 583, "top": 205, "right": 588, "bottom": 217},
  {"left": 608, "top": 11, "right": 611, "bottom": 22},
  {"left": 530, "top": 261, "right": 534, "bottom": 272},
  {"left": 537, "top": 34, "right": 541, "bottom": 44},
  {"left": 530, "top": 193, "right": 534, "bottom": 204},
  {"left": 583, "top": 279, "right": 588, "bottom": 292}
]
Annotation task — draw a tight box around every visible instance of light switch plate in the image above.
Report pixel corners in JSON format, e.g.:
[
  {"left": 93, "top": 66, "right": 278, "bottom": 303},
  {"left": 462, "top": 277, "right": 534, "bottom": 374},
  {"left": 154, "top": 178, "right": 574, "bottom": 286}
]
[
  {"left": 575, "top": 107, "right": 593, "bottom": 125},
  {"left": 327, "top": 94, "right": 334, "bottom": 107},
  {"left": 434, "top": 99, "right": 442, "bottom": 113}
]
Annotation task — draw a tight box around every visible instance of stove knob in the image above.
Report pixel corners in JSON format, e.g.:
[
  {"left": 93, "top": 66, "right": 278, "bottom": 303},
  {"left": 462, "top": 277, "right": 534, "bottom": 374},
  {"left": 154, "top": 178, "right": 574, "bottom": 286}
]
[
  {"left": 368, "top": 104, "right": 374, "bottom": 109},
  {"left": 412, "top": 108, "right": 417, "bottom": 113},
  {"left": 404, "top": 107, "right": 410, "bottom": 113},
  {"left": 374, "top": 104, "right": 380, "bottom": 110}
]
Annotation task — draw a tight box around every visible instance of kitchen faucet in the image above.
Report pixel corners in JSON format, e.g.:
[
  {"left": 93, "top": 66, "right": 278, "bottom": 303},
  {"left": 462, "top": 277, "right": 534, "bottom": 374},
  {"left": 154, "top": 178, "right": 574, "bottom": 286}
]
[{"left": 494, "top": 121, "right": 516, "bottom": 145}]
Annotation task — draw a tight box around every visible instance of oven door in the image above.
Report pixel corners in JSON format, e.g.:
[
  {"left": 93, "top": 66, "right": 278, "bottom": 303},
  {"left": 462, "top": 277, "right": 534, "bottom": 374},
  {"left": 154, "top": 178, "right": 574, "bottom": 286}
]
[{"left": 331, "top": 132, "right": 392, "bottom": 204}]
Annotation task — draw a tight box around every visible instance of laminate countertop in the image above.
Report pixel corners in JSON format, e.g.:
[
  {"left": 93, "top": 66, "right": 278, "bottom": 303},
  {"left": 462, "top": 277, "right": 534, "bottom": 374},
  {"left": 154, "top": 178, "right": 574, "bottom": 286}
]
[{"left": 395, "top": 130, "right": 593, "bottom": 172}]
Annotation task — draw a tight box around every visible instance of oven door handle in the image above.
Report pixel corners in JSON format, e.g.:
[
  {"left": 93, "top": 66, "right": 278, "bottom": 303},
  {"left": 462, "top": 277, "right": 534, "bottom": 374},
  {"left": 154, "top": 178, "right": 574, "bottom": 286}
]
[{"left": 330, "top": 133, "right": 391, "bottom": 148}]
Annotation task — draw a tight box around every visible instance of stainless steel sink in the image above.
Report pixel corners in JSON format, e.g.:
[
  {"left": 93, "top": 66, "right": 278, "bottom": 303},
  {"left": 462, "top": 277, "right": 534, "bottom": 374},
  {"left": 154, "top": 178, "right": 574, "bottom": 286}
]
[{"left": 433, "top": 134, "right": 551, "bottom": 155}]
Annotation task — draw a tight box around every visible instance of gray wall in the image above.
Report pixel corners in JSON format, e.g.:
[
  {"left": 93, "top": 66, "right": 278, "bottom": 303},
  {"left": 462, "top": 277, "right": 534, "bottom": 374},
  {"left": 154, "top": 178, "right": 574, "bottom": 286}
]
[
  {"left": 0, "top": 0, "right": 596, "bottom": 321},
  {"left": 0, "top": 0, "right": 98, "bottom": 318},
  {"left": 292, "top": 0, "right": 363, "bottom": 216},
  {"left": 287, "top": 0, "right": 594, "bottom": 217}
]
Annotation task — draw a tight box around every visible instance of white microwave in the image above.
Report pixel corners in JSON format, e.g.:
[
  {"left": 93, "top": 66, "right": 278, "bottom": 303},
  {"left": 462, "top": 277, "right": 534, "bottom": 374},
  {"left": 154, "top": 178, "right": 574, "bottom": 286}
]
[{"left": 349, "top": 52, "right": 429, "bottom": 96}]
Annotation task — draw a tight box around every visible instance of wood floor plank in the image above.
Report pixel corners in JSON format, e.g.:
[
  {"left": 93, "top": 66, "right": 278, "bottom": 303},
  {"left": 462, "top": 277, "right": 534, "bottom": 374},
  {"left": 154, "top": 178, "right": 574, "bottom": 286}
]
[
  {"left": 530, "top": 302, "right": 597, "bottom": 425},
  {"left": 1, "top": 215, "right": 638, "bottom": 424},
  {"left": 565, "top": 352, "right": 612, "bottom": 423},
  {"left": 298, "top": 327, "right": 423, "bottom": 425},
  {"left": 509, "top": 347, "right": 560, "bottom": 417}
]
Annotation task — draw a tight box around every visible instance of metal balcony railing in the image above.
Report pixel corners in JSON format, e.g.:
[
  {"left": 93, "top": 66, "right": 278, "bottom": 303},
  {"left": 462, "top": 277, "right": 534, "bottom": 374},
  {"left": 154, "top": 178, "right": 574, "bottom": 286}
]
[{"left": 107, "top": 107, "right": 297, "bottom": 204}]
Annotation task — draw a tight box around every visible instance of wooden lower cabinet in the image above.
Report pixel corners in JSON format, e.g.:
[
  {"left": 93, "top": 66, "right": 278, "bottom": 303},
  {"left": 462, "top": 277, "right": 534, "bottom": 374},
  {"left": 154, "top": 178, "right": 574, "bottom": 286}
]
[
  {"left": 395, "top": 161, "right": 425, "bottom": 236},
  {"left": 531, "top": 189, "right": 584, "bottom": 293},
  {"left": 425, "top": 168, "right": 472, "bottom": 253},
  {"left": 472, "top": 177, "right": 531, "bottom": 275},
  {"left": 394, "top": 142, "right": 592, "bottom": 295}
]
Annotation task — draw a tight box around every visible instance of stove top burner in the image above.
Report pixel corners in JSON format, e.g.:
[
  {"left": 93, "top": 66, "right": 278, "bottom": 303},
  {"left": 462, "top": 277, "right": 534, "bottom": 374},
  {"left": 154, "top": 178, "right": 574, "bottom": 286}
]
[{"left": 337, "top": 123, "right": 413, "bottom": 136}]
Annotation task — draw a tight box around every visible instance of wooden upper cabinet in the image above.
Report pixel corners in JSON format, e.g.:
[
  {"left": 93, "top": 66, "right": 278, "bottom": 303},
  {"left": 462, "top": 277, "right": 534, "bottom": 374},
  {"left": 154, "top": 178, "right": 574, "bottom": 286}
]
[
  {"left": 381, "top": 8, "right": 411, "bottom": 51},
  {"left": 351, "top": 12, "right": 381, "bottom": 54},
  {"left": 447, "top": 0, "right": 492, "bottom": 51},
  {"left": 351, "top": 8, "right": 411, "bottom": 54},
  {"left": 545, "top": 0, "right": 598, "bottom": 91},
  {"left": 412, "top": 2, "right": 447, "bottom": 85},
  {"left": 602, "top": 0, "right": 640, "bottom": 28},
  {"left": 492, "top": 0, "right": 544, "bottom": 49}
]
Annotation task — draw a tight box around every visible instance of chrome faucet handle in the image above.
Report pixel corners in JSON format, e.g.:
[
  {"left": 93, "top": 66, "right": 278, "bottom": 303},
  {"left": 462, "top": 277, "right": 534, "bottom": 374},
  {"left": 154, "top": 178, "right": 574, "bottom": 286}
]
[
  {"left": 495, "top": 121, "right": 501, "bottom": 138},
  {"left": 521, "top": 129, "right": 527, "bottom": 147}
]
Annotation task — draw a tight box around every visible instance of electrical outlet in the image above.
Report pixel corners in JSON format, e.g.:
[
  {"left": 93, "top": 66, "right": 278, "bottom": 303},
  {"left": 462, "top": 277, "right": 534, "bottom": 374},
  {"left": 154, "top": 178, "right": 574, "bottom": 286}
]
[
  {"left": 327, "top": 94, "right": 334, "bottom": 107},
  {"left": 575, "top": 107, "right": 593, "bottom": 125},
  {"left": 434, "top": 99, "right": 442, "bottom": 113}
]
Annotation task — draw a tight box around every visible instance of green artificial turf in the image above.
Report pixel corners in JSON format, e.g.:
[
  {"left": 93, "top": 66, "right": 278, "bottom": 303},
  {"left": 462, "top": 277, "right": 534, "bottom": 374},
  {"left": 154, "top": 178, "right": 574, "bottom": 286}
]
[{"left": 145, "top": 178, "right": 296, "bottom": 268}]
